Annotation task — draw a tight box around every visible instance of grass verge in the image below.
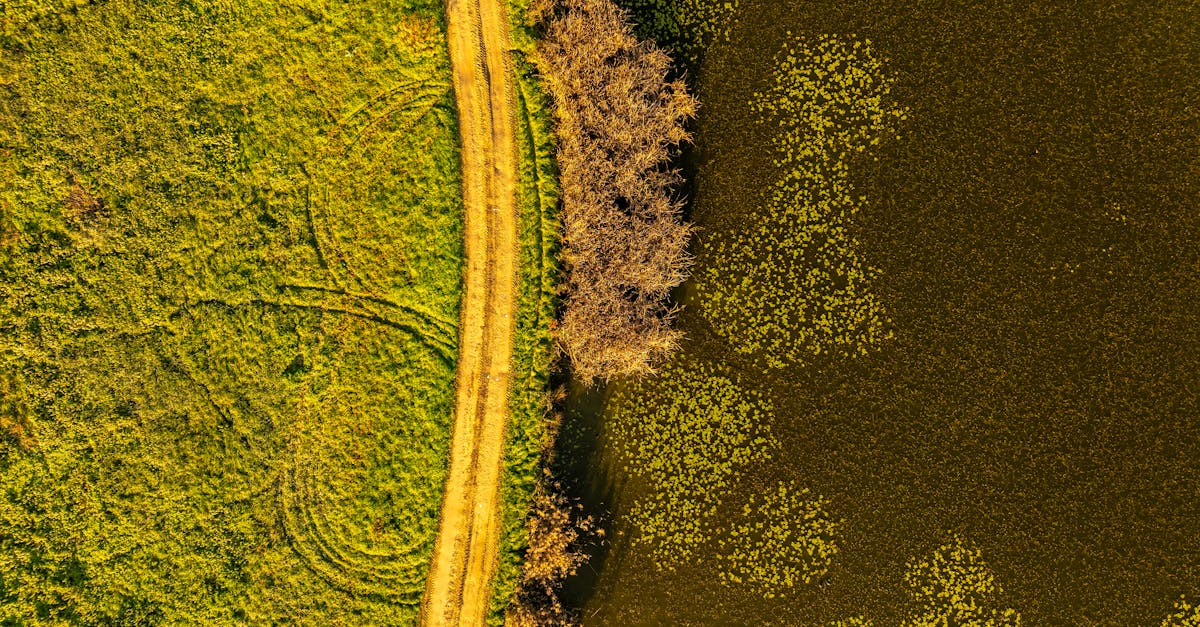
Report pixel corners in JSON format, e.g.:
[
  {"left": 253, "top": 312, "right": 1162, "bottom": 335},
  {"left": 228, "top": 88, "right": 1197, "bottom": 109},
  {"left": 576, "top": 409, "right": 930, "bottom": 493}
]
[{"left": 484, "top": 0, "right": 563, "bottom": 623}]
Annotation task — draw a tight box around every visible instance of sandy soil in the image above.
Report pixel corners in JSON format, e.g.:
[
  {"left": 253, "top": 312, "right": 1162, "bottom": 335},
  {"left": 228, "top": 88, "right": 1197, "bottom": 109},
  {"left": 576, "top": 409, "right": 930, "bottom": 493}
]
[{"left": 420, "top": 0, "right": 519, "bottom": 624}]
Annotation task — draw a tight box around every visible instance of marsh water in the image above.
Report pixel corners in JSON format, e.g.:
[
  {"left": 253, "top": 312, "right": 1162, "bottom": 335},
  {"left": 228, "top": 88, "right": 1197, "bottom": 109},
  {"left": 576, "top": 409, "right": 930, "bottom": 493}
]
[{"left": 560, "top": 0, "right": 1200, "bottom": 624}]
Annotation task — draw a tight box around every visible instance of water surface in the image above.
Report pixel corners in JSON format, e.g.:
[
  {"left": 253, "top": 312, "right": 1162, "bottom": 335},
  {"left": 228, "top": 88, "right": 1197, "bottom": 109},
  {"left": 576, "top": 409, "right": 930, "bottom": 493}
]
[{"left": 563, "top": 1, "right": 1200, "bottom": 624}]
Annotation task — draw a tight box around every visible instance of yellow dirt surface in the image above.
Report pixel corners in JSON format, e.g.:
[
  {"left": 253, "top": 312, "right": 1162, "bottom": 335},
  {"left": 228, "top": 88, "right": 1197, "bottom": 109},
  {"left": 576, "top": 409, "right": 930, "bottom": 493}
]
[{"left": 420, "top": 0, "right": 519, "bottom": 624}]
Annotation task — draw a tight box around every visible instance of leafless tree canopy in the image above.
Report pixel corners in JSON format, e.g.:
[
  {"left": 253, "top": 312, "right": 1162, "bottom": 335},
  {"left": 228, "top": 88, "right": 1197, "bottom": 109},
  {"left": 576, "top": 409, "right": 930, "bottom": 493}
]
[
  {"left": 506, "top": 394, "right": 596, "bottom": 626},
  {"left": 505, "top": 476, "right": 596, "bottom": 626},
  {"left": 537, "top": 0, "right": 697, "bottom": 381}
]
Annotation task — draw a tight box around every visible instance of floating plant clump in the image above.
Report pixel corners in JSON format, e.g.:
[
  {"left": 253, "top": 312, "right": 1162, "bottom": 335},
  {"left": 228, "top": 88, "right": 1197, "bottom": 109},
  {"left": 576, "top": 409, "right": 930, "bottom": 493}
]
[
  {"left": 903, "top": 536, "right": 1022, "bottom": 626},
  {"left": 1162, "top": 597, "right": 1200, "bottom": 627},
  {"left": 718, "top": 481, "right": 840, "bottom": 596},
  {"left": 700, "top": 34, "right": 907, "bottom": 369},
  {"left": 609, "top": 360, "right": 777, "bottom": 569},
  {"left": 609, "top": 361, "right": 842, "bottom": 595}
]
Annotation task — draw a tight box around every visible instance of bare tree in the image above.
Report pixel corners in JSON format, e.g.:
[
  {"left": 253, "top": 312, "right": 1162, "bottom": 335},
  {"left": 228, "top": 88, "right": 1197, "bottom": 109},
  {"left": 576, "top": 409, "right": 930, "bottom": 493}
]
[
  {"left": 537, "top": 0, "right": 697, "bottom": 381},
  {"left": 506, "top": 391, "right": 597, "bottom": 626}
]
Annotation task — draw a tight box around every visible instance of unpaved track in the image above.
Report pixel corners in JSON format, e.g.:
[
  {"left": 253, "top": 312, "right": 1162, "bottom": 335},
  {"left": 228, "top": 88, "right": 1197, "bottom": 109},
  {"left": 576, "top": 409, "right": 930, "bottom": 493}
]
[{"left": 421, "top": 0, "right": 519, "bottom": 624}]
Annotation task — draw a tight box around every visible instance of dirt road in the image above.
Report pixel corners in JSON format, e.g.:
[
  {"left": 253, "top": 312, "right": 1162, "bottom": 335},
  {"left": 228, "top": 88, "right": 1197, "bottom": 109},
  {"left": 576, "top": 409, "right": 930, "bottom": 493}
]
[{"left": 420, "top": 0, "right": 519, "bottom": 624}]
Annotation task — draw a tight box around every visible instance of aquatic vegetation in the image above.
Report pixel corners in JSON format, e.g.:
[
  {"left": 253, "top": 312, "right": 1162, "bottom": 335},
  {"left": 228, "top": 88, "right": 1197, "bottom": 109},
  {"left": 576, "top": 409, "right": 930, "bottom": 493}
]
[
  {"left": 718, "top": 481, "right": 839, "bottom": 596},
  {"left": 826, "top": 538, "right": 1018, "bottom": 626},
  {"left": 610, "top": 361, "right": 776, "bottom": 568},
  {"left": 699, "top": 34, "right": 906, "bottom": 368},
  {"left": 903, "top": 536, "right": 1022, "bottom": 626},
  {"left": 615, "top": 0, "right": 740, "bottom": 64},
  {"left": 830, "top": 618, "right": 874, "bottom": 627},
  {"left": 1163, "top": 597, "right": 1200, "bottom": 627},
  {"left": 608, "top": 360, "right": 845, "bottom": 592},
  {"left": 570, "top": 0, "right": 1200, "bottom": 623}
]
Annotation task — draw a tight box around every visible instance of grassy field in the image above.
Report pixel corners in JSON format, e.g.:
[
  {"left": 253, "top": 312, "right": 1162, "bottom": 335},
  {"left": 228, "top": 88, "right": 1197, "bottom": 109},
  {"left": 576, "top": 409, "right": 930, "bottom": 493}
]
[
  {"left": 1, "top": 1, "right": 466, "bottom": 623},
  {"left": 568, "top": 0, "right": 1200, "bottom": 624}
]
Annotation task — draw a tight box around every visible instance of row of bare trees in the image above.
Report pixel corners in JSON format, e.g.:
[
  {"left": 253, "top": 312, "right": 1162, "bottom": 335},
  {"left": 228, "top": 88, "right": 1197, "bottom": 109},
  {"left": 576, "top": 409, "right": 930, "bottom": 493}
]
[{"left": 536, "top": 0, "right": 696, "bottom": 381}]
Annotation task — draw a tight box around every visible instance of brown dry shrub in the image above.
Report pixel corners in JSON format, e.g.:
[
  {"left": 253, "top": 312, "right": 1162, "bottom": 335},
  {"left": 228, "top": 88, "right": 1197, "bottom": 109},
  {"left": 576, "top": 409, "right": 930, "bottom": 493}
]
[
  {"left": 537, "top": 0, "right": 697, "bottom": 381},
  {"left": 522, "top": 477, "right": 594, "bottom": 585},
  {"left": 506, "top": 476, "right": 596, "bottom": 626},
  {"left": 506, "top": 389, "right": 596, "bottom": 626}
]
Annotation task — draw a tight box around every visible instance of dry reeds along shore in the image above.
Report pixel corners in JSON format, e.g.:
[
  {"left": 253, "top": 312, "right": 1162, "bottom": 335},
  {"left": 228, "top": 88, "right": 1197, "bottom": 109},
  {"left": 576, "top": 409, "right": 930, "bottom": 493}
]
[{"left": 537, "top": 0, "right": 697, "bottom": 381}]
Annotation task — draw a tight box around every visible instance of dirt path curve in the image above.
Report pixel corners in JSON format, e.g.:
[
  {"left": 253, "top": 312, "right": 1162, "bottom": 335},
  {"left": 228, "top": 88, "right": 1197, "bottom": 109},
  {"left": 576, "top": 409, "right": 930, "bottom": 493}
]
[{"left": 421, "top": 0, "right": 519, "bottom": 624}]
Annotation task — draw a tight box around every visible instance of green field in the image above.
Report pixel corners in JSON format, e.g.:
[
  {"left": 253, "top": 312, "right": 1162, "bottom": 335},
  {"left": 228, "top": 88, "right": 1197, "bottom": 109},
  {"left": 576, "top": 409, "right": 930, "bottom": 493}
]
[{"left": 1, "top": 1, "right": 468, "bottom": 622}]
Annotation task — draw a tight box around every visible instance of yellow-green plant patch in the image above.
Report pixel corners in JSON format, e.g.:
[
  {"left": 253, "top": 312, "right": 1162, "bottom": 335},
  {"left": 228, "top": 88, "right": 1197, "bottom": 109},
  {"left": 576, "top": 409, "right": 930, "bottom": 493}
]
[
  {"left": 718, "top": 481, "right": 840, "bottom": 596},
  {"left": 699, "top": 34, "right": 906, "bottom": 368},
  {"left": 609, "top": 360, "right": 777, "bottom": 569}
]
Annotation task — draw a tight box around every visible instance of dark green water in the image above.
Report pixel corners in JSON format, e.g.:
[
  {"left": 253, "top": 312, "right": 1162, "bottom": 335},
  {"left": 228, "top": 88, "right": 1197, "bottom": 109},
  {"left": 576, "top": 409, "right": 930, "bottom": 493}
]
[{"left": 561, "top": 0, "right": 1200, "bottom": 624}]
